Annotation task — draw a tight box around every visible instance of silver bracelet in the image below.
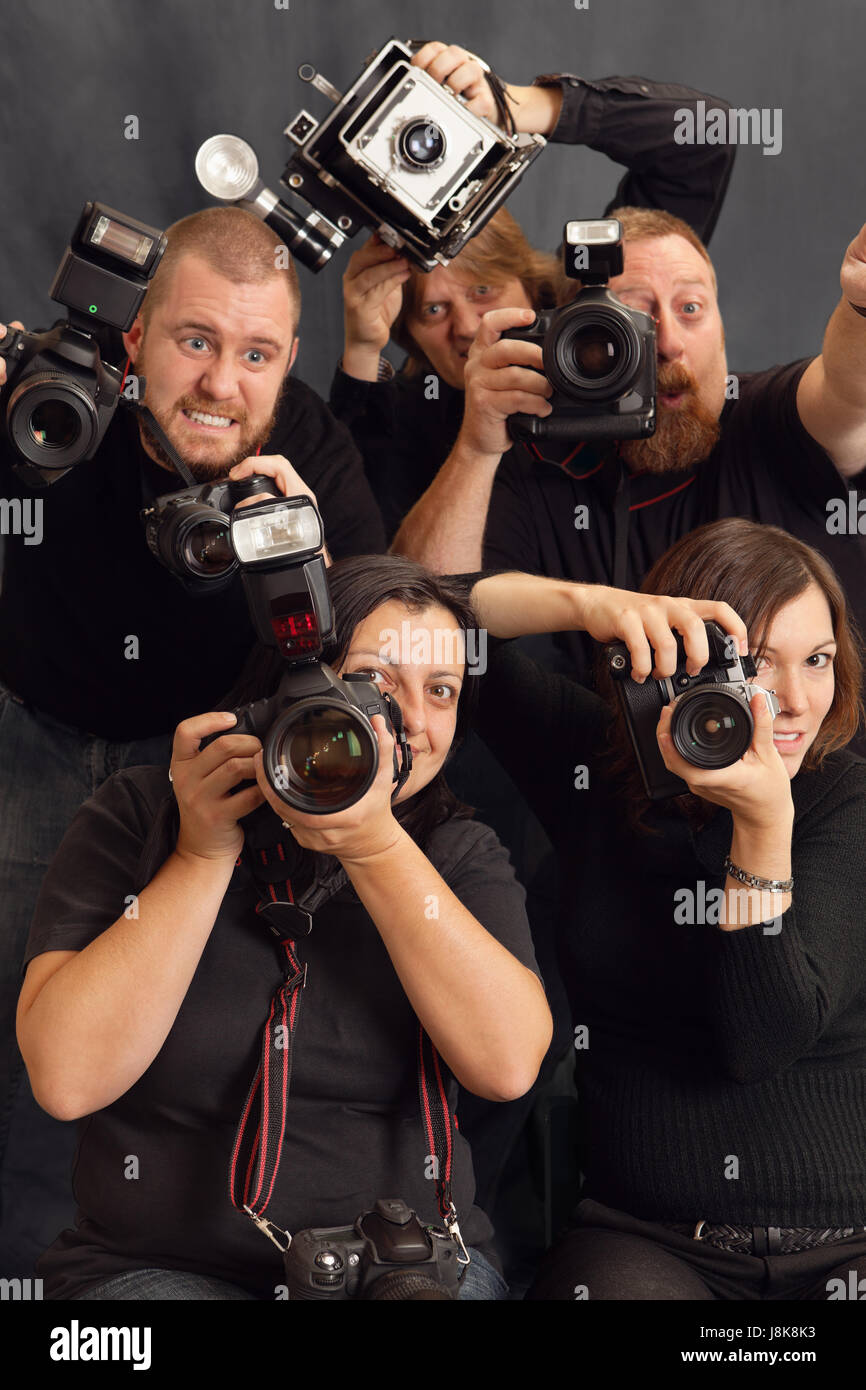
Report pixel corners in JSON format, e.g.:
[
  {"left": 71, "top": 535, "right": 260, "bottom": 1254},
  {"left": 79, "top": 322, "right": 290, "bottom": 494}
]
[{"left": 724, "top": 856, "right": 793, "bottom": 894}]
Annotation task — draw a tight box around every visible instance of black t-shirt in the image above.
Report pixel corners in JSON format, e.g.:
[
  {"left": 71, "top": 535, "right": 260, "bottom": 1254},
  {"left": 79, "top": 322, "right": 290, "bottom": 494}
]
[
  {"left": 0, "top": 378, "right": 386, "bottom": 739},
  {"left": 475, "top": 640, "right": 866, "bottom": 1226},
  {"left": 24, "top": 765, "right": 539, "bottom": 1299},
  {"left": 484, "top": 361, "right": 866, "bottom": 699}
]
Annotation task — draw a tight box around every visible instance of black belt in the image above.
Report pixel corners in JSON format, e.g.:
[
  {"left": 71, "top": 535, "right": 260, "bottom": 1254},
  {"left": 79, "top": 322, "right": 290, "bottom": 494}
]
[{"left": 663, "top": 1221, "right": 866, "bottom": 1256}]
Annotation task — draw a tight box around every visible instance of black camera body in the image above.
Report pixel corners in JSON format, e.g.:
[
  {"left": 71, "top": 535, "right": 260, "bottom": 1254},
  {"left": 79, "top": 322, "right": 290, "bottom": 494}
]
[
  {"left": 0, "top": 202, "right": 166, "bottom": 484},
  {"left": 505, "top": 219, "right": 656, "bottom": 444},
  {"left": 283, "top": 1198, "right": 460, "bottom": 1300},
  {"left": 605, "top": 620, "right": 780, "bottom": 801},
  {"left": 195, "top": 37, "right": 545, "bottom": 273},
  {"left": 182, "top": 486, "right": 411, "bottom": 814}
]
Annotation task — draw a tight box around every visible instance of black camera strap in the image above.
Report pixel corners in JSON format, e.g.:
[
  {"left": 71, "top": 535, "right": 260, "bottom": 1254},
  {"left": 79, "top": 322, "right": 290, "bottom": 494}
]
[{"left": 229, "top": 844, "right": 469, "bottom": 1264}]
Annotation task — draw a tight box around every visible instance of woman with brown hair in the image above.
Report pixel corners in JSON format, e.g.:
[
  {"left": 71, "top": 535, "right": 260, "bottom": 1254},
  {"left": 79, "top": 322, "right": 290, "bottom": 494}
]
[{"left": 464, "top": 517, "right": 866, "bottom": 1299}]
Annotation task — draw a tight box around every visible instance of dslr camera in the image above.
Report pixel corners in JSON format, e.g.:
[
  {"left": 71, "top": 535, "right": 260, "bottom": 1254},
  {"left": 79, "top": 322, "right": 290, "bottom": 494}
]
[
  {"left": 283, "top": 1198, "right": 460, "bottom": 1300},
  {"left": 195, "top": 37, "right": 545, "bottom": 272},
  {"left": 505, "top": 219, "right": 656, "bottom": 443},
  {"left": 0, "top": 202, "right": 166, "bottom": 486},
  {"left": 147, "top": 476, "right": 411, "bottom": 814},
  {"left": 605, "top": 620, "right": 780, "bottom": 801}
]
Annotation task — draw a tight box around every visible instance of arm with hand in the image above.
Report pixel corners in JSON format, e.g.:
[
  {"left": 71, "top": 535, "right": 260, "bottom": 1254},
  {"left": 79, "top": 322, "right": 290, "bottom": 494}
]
[
  {"left": 253, "top": 723, "right": 552, "bottom": 1101},
  {"left": 797, "top": 222, "right": 866, "bottom": 477},
  {"left": 16, "top": 713, "right": 265, "bottom": 1119}
]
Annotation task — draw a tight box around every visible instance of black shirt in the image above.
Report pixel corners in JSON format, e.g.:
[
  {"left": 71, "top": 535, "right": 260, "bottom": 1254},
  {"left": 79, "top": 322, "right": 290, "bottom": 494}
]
[
  {"left": 329, "top": 73, "right": 736, "bottom": 542},
  {"left": 0, "top": 378, "right": 386, "bottom": 739},
  {"left": 484, "top": 362, "right": 866, "bottom": 701},
  {"left": 476, "top": 640, "right": 866, "bottom": 1226},
  {"left": 24, "top": 765, "right": 540, "bottom": 1299}
]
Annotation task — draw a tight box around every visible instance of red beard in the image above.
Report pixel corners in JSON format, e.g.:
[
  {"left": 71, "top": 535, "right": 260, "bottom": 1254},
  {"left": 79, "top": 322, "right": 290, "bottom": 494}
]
[{"left": 619, "top": 363, "right": 721, "bottom": 475}]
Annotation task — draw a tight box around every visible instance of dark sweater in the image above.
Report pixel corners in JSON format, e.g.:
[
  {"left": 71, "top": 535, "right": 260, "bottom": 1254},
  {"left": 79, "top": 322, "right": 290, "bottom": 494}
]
[{"left": 476, "top": 638, "right": 866, "bottom": 1226}]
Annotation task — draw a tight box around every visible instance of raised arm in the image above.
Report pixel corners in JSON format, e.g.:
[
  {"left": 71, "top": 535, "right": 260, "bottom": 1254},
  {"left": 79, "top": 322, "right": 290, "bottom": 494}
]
[{"left": 796, "top": 222, "right": 866, "bottom": 477}]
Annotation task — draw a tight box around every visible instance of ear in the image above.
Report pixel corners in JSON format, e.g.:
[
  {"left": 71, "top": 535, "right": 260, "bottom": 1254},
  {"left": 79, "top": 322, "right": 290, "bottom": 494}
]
[
  {"left": 122, "top": 316, "right": 144, "bottom": 363},
  {"left": 287, "top": 336, "right": 299, "bottom": 373}
]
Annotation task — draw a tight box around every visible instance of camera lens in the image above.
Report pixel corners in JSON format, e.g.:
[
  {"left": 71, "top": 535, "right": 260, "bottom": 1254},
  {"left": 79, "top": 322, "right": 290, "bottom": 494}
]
[
  {"left": 182, "top": 519, "right": 234, "bottom": 575},
  {"left": 550, "top": 304, "right": 642, "bottom": 402},
  {"left": 29, "top": 399, "right": 82, "bottom": 450},
  {"left": 8, "top": 373, "right": 98, "bottom": 468},
  {"left": 398, "top": 120, "right": 446, "bottom": 169},
  {"left": 670, "top": 687, "right": 753, "bottom": 769},
  {"left": 266, "top": 700, "right": 378, "bottom": 812}
]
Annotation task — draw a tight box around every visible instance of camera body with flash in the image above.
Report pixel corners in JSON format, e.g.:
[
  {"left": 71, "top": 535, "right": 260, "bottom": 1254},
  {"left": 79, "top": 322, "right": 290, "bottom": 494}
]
[
  {"left": 283, "top": 1198, "right": 460, "bottom": 1300},
  {"left": 148, "top": 479, "right": 412, "bottom": 814},
  {"left": 195, "top": 37, "right": 545, "bottom": 273},
  {"left": 0, "top": 202, "right": 166, "bottom": 486},
  {"left": 605, "top": 620, "right": 780, "bottom": 801},
  {"left": 505, "top": 219, "right": 656, "bottom": 444}
]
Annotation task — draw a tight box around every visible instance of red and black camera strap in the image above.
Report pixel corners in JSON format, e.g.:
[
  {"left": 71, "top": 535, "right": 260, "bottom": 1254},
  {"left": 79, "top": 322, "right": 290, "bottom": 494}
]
[{"left": 228, "top": 844, "right": 469, "bottom": 1264}]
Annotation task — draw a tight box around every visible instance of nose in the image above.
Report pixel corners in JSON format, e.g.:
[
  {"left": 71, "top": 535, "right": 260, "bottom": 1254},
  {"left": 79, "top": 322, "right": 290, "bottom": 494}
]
[
  {"left": 654, "top": 308, "right": 686, "bottom": 364},
  {"left": 450, "top": 299, "right": 482, "bottom": 343},
  {"left": 198, "top": 351, "right": 241, "bottom": 402},
  {"left": 397, "top": 685, "right": 428, "bottom": 742},
  {"left": 770, "top": 667, "right": 810, "bottom": 717}
]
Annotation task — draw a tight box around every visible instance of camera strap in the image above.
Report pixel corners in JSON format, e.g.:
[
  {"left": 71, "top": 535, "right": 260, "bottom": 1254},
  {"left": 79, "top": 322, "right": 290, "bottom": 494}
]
[{"left": 229, "top": 843, "right": 469, "bottom": 1264}]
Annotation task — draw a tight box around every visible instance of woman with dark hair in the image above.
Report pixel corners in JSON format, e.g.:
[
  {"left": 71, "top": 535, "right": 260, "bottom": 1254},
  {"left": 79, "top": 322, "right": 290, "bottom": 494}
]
[
  {"left": 15, "top": 553, "right": 551, "bottom": 1301},
  {"left": 463, "top": 517, "right": 866, "bottom": 1300}
]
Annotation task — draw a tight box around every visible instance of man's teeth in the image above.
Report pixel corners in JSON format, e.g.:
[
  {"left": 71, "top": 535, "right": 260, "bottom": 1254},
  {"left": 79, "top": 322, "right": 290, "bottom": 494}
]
[{"left": 185, "top": 410, "right": 233, "bottom": 429}]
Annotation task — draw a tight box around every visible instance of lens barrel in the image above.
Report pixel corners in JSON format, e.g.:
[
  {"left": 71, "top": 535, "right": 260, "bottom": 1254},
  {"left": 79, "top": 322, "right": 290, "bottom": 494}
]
[
  {"left": 264, "top": 697, "right": 379, "bottom": 812},
  {"left": 7, "top": 372, "right": 99, "bottom": 468},
  {"left": 670, "top": 686, "right": 753, "bottom": 768},
  {"left": 548, "top": 303, "right": 643, "bottom": 402},
  {"left": 148, "top": 501, "right": 237, "bottom": 582},
  {"left": 397, "top": 120, "right": 446, "bottom": 169}
]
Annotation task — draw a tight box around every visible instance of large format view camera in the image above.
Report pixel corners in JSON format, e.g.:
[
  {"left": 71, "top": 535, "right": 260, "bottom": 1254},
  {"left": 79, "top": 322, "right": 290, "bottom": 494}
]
[
  {"left": 0, "top": 202, "right": 166, "bottom": 486},
  {"left": 605, "top": 620, "right": 780, "bottom": 801},
  {"left": 194, "top": 37, "right": 545, "bottom": 272},
  {"left": 147, "top": 476, "right": 411, "bottom": 814},
  {"left": 505, "top": 219, "right": 657, "bottom": 444}
]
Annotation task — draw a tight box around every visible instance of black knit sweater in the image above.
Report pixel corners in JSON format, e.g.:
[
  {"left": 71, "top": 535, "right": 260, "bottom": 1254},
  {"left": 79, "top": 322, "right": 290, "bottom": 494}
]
[{"left": 477, "top": 640, "right": 866, "bottom": 1226}]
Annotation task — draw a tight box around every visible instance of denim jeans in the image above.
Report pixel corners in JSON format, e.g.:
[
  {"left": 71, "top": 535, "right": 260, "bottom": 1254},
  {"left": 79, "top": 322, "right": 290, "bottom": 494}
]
[
  {"left": 74, "top": 1248, "right": 509, "bottom": 1300},
  {"left": 0, "top": 681, "right": 171, "bottom": 1274}
]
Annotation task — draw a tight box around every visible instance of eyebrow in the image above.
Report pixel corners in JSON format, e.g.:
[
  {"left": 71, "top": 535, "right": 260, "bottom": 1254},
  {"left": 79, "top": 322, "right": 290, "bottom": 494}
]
[
  {"left": 760, "top": 639, "right": 837, "bottom": 654},
  {"left": 617, "top": 279, "right": 711, "bottom": 296},
  {"left": 173, "top": 320, "right": 285, "bottom": 352},
  {"left": 347, "top": 649, "right": 464, "bottom": 679}
]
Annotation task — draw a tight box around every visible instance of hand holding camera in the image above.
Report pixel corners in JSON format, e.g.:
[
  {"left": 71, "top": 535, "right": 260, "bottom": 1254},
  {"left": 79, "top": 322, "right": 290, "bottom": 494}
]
[
  {"left": 458, "top": 305, "right": 553, "bottom": 457},
  {"left": 341, "top": 234, "right": 411, "bottom": 381},
  {"left": 171, "top": 711, "right": 265, "bottom": 866}
]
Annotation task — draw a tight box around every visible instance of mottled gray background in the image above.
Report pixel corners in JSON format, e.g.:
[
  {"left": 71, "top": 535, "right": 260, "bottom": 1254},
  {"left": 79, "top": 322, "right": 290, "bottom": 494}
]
[{"left": 1, "top": 0, "right": 864, "bottom": 396}]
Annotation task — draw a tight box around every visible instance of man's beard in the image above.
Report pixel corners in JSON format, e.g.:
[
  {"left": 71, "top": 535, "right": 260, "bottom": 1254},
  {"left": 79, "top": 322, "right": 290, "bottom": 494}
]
[
  {"left": 618, "top": 364, "right": 721, "bottom": 475},
  {"left": 135, "top": 355, "right": 285, "bottom": 483}
]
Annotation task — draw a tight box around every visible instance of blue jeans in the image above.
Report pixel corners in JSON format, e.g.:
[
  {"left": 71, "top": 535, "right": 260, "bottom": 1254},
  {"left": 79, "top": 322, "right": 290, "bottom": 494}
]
[
  {"left": 0, "top": 681, "right": 171, "bottom": 1274},
  {"left": 75, "top": 1248, "right": 509, "bottom": 1300}
]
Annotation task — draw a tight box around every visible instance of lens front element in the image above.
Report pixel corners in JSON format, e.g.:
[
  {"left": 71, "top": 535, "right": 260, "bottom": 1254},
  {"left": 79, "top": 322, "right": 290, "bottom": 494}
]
[
  {"left": 266, "top": 699, "right": 378, "bottom": 812},
  {"left": 670, "top": 687, "right": 753, "bottom": 769}
]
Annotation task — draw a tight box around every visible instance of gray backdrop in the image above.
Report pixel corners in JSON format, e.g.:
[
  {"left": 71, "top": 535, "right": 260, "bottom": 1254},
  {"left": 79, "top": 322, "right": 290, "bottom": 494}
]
[{"left": 1, "top": 0, "right": 864, "bottom": 397}]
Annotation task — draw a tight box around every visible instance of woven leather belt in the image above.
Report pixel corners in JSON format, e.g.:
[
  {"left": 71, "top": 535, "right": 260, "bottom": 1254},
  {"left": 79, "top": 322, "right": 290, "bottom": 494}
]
[{"left": 663, "top": 1221, "right": 866, "bottom": 1256}]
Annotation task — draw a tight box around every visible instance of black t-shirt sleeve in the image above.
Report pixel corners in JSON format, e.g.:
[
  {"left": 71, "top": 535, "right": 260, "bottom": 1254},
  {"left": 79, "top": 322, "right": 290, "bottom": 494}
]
[
  {"left": 24, "top": 767, "right": 170, "bottom": 969},
  {"left": 535, "top": 74, "right": 735, "bottom": 243},
  {"left": 424, "top": 817, "right": 540, "bottom": 980},
  {"left": 724, "top": 359, "right": 848, "bottom": 508},
  {"left": 270, "top": 376, "right": 386, "bottom": 558}
]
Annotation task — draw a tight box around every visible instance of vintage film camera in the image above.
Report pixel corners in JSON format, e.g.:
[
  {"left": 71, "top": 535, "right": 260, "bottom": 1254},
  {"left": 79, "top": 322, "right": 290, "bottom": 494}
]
[
  {"left": 505, "top": 219, "right": 656, "bottom": 443},
  {"left": 283, "top": 1198, "right": 460, "bottom": 1300},
  {"left": 605, "top": 620, "right": 780, "bottom": 801},
  {"left": 194, "top": 37, "right": 545, "bottom": 272},
  {"left": 0, "top": 202, "right": 166, "bottom": 485},
  {"left": 145, "top": 476, "right": 411, "bottom": 813}
]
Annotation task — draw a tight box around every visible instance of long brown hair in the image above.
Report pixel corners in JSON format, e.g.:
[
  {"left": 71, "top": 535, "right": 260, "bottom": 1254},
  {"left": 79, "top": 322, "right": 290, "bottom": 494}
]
[{"left": 598, "top": 518, "right": 864, "bottom": 825}]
